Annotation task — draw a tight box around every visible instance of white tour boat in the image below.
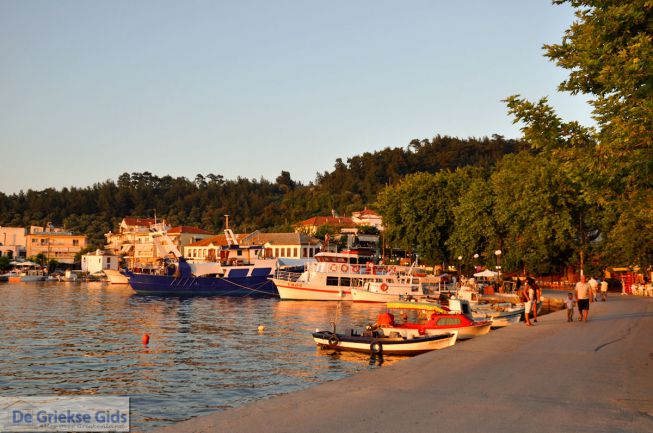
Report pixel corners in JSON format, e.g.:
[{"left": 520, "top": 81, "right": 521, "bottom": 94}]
[{"left": 273, "top": 250, "right": 413, "bottom": 301}]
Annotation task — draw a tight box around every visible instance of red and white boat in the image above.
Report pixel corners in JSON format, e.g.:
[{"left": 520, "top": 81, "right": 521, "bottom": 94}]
[
  {"left": 272, "top": 250, "right": 413, "bottom": 301},
  {"left": 378, "top": 300, "right": 492, "bottom": 340}
]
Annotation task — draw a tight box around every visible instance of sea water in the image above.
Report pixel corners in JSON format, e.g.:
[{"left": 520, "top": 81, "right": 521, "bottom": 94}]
[{"left": 0, "top": 281, "right": 396, "bottom": 431}]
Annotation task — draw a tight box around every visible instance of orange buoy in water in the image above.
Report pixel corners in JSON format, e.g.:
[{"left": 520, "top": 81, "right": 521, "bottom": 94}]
[{"left": 142, "top": 333, "right": 150, "bottom": 345}]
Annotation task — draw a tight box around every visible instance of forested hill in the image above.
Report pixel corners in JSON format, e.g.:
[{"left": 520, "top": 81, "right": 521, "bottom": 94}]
[{"left": 0, "top": 134, "right": 524, "bottom": 247}]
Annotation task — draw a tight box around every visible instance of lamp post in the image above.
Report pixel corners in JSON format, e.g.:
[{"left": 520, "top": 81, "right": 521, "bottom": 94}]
[
  {"left": 495, "top": 249, "right": 502, "bottom": 278},
  {"left": 473, "top": 253, "right": 479, "bottom": 272},
  {"left": 457, "top": 255, "right": 463, "bottom": 276}
]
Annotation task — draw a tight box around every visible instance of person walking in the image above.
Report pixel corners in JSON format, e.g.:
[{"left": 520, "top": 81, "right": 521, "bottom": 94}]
[
  {"left": 589, "top": 276, "right": 599, "bottom": 301},
  {"left": 575, "top": 275, "right": 593, "bottom": 322},
  {"left": 522, "top": 280, "right": 536, "bottom": 326},
  {"left": 564, "top": 292, "right": 575, "bottom": 322},
  {"left": 600, "top": 279, "right": 608, "bottom": 301},
  {"left": 527, "top": 277, "right": 542, "bottom": 322}
]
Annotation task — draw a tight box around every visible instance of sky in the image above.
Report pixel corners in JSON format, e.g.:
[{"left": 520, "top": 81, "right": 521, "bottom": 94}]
[{"left": 0, "top": 0, "right": 593, "bottom": 195}]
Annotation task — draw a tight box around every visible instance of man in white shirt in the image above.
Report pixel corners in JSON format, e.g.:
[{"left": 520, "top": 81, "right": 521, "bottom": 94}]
[
  {"left": 588, "top": 276, "right": 599, "bottom": 301},
  {"left": 575, "top": 276, "right": 593, "bottom": 322}
]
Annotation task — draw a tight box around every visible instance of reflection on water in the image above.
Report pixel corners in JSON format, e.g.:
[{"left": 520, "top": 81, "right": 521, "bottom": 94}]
[{"left": 0, "top": 282, "right": 404, "bottom": 431}]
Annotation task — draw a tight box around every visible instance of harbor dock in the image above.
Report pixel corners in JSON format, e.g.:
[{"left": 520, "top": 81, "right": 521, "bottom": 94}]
[{"left": 153, "top": 295, "right": 653, "bottom": 433}]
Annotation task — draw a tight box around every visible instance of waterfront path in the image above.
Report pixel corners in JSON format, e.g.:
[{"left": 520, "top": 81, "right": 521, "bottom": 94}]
[{"left": 154, "top": 295, "right": 653, "bottom": 433}]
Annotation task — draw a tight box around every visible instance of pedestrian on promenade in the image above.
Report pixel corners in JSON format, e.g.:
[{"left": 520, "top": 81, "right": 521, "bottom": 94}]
[
  {"left": 564, "top": 292, "right": 575, "bottom": 322},
  {"left": 527, "top": 277, "right": 542, "bottom": 322},
  {"left": 575, "top": 276, "right": 593, "bottom": 322},
  {"left": 523, "top": 280, "right": 536, "bottom": 326},
  {"left": 600, "top": 279, "right": 608, "bottom": 302},
  {"left": 589, "top": 276, "right": 599, "bottom": 301}
]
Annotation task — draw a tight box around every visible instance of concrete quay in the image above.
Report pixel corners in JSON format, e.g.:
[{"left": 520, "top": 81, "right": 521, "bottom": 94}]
[{"left": 153, "top": 295, "right": 653, "bottom": 433}]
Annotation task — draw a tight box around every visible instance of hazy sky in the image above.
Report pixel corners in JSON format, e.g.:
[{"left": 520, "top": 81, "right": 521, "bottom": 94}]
[{"left": 0, "top": 0, "right": 592, "bottom": 194}]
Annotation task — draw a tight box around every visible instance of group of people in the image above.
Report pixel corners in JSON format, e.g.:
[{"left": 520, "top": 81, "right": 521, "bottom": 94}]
[{"left": 563, "top": 275, "right": 608, "bottom": 322}]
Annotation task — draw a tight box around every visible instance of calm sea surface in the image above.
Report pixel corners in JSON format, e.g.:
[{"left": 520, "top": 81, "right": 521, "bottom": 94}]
[{"left": 0, "top": 281, "right": 399, "bottom": 431}]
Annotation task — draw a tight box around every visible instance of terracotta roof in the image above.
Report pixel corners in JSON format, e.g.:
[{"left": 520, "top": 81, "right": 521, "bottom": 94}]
[
  {"left": 186, "top": 232, "right": 320, "bottom": 247},
  {"left": 356, "top": 209, "right": 380, "bottom": 217},
  {"left": 249, "top": 232, "right": 320, "bottom": 246},
  {"left": 295, "top": 216, "right": 355, "bottom": 227},
  {"left": 168, "top": 226, "right": 213, "bottom": 235},
  {"left": 122, "top": 217, "right": 156, "bottom": 227},
  {"left": 187, "top": 233, "right": 243, "bottom": 247}
]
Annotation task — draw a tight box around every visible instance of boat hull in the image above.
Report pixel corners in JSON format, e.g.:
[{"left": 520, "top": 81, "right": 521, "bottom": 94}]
[
  {"left": 351, "top": 288, "right": 428, "bottom": 303},
  {"left": 104, "top": 269, "right": 129, "bottom": 284},
  {"left": 312, "top": 331, "right": 457, "bottom": 355},
  {"left": 273, "top": 280, "right": 352, "bottom": 301},
  {"left": 128, "top": 273, "right": 278, "bottom": 297}
]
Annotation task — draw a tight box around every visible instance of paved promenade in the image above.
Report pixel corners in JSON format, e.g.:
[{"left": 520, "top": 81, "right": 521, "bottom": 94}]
[{"left": 154, "top": 295, "right": 653, "bottom": 433}]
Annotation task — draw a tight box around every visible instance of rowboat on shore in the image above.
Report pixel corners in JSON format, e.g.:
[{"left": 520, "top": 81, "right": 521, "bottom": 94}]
[{"left": 312, "top": 329, "right": 458, "bottom": 355}]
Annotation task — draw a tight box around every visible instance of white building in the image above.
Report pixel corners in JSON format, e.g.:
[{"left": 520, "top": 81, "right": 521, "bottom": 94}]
[
  {"left": 81, "top": 250, "right": 119, "bottom": 274},
  {"left": 0, "top": 226, "right": 27, "bottom": 259}
]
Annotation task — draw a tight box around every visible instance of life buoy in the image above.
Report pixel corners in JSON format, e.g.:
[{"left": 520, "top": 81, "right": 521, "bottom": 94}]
[
  {"left": 328, "top": 335, "right": 339, "bottom": 346},
  {"left": 351, "top": 265, "right": 360, "bottom": 273},
  {"left": 380, "top": 283, "right": 389, "bottom": 292},
  {"left": 370, "top": 341, "right": 383, "bottom": 355},
  {"left": 341, "top": 264, "right": 349, "bottom": 273},
  {"left": 329, "top": 264, "right": 338, "bottom": 272}
]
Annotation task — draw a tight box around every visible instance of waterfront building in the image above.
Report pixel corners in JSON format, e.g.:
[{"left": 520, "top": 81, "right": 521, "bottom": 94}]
[
  {"left": 104, "top": 218, "right": 213, "bottom": 269},
  {"left": 25, "top": 225, "right": 87, "bottom": 264},
  {"left": 81, "top": 249, "right": 119, "bottom": 274},
  {"left": 0, "top": 226, "right": 27, "bottom": 259},
  {"left": 184, "top": 232, "right": 321, "bottom": 262},
  {"left": 294, "top": 216, "right": 356, "bottom": 235},
  {"left": 295, "top": 209, "right": 384, "bottom": 235},
  {"left": 351, "top": 208, "right": 384, "bottom": 231}
]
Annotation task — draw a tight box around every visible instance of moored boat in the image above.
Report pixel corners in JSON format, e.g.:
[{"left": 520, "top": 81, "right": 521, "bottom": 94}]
[
  {"left": 379, "top": 300, "right": 492, "bottom": 340},
  {"left": 273, "top": 250, "right": 416, "bottom": 301},
  {"left": 127, "top": 228, "right": 278, "bottom": 296},
  {"left": 312, "top": 329, "right": 457, "bottom": 355}
]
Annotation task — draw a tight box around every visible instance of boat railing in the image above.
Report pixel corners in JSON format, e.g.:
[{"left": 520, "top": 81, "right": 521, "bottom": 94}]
[{"left": 275, "top": 270, "right": 302, "bottom": 282}]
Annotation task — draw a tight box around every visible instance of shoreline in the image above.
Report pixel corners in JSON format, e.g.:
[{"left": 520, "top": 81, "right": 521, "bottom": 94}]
[{"left": 152, "top": 295, "right": 653, "bottom": 433}]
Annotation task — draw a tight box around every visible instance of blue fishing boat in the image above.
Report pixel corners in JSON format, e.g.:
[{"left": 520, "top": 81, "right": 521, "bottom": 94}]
[
  {"left": 127, "top": 226, "right": 279, "bottom": 297},
  {"left": 126, "top": 257, "right": 277, "bottom": 296}
]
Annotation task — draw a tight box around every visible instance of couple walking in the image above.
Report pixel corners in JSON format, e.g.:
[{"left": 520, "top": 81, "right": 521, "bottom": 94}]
[{"left": 522, "top": 277, "right": 541, "bottom": 326}]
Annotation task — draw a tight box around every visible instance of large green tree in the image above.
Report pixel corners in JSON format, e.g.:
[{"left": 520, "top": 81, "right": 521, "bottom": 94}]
[{"left": 505, "top": 0, "right": 653, "bottom": 272}]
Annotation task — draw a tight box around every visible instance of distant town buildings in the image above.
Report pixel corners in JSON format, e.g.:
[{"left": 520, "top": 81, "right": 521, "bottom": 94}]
[
  {"left": 25, "top": 225, "right": 88, "bottom": 264},
  {"left": 104, "top": 218, "right": 213, "bottom": 269},
  {"left": 184, "top": 232, "right": 321, "bottom": 261},
  {"left": 294, "top": 208, "right": 383, "bottom": 234},
  {"left": 81, "top": 249, "right": 119, "bottom": 274},
  {"left": 0, "top": 226, "right": 27, "bottom": 259}
]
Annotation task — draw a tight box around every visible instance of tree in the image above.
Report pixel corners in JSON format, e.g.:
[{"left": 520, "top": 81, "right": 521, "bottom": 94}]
[{"left": 505, "top": 0, "right": 653, "bottom": 272}]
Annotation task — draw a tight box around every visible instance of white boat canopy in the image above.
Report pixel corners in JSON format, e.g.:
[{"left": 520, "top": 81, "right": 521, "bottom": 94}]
[{"left": 473, "top": 269, "right": 499, "bottom": 278}]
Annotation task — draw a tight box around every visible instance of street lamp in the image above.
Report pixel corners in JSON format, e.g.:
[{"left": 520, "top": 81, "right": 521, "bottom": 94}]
[
  {"left": 473, "top": 253, "right": 479, "bottom": 273},
  {"left": 494, "top": 249, "right": 502, "bottom": 277},
  {"left": 457, "top": 256, "right": 463, "bottom": 276}
]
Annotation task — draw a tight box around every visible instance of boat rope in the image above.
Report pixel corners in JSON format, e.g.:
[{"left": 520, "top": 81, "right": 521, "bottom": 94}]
[{"left": 218, "top": 277, "right": 279, "bottom": 297}]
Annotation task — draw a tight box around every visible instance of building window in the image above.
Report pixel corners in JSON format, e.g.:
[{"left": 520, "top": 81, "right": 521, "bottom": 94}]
[
  {"left": 293, "top": 248, "right": 298, "bottom": 257},
  {"left": 303, "top": 248, "right": 307, "bottom": 257},
  {"left": 274, "top": 248, "right": 279, "bottom": 257},
  {"left": 73, "top": 240, "right": 79, "bottom": 246},
  {"left": 107, "top": 257, "right": 111, "bottom": 263},
  {"left": 286, "top": 248, "right": 291, "bottom": 257}
]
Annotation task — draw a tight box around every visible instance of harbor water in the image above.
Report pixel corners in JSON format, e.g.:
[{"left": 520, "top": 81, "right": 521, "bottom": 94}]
[{"left": 0, "top": 281, "right": 396, "bottom": 432}]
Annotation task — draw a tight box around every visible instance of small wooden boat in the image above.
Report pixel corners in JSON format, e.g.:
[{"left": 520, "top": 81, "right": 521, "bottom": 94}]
[{"left": 312, "top": 329, "right": 457, "bottom": 355}]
